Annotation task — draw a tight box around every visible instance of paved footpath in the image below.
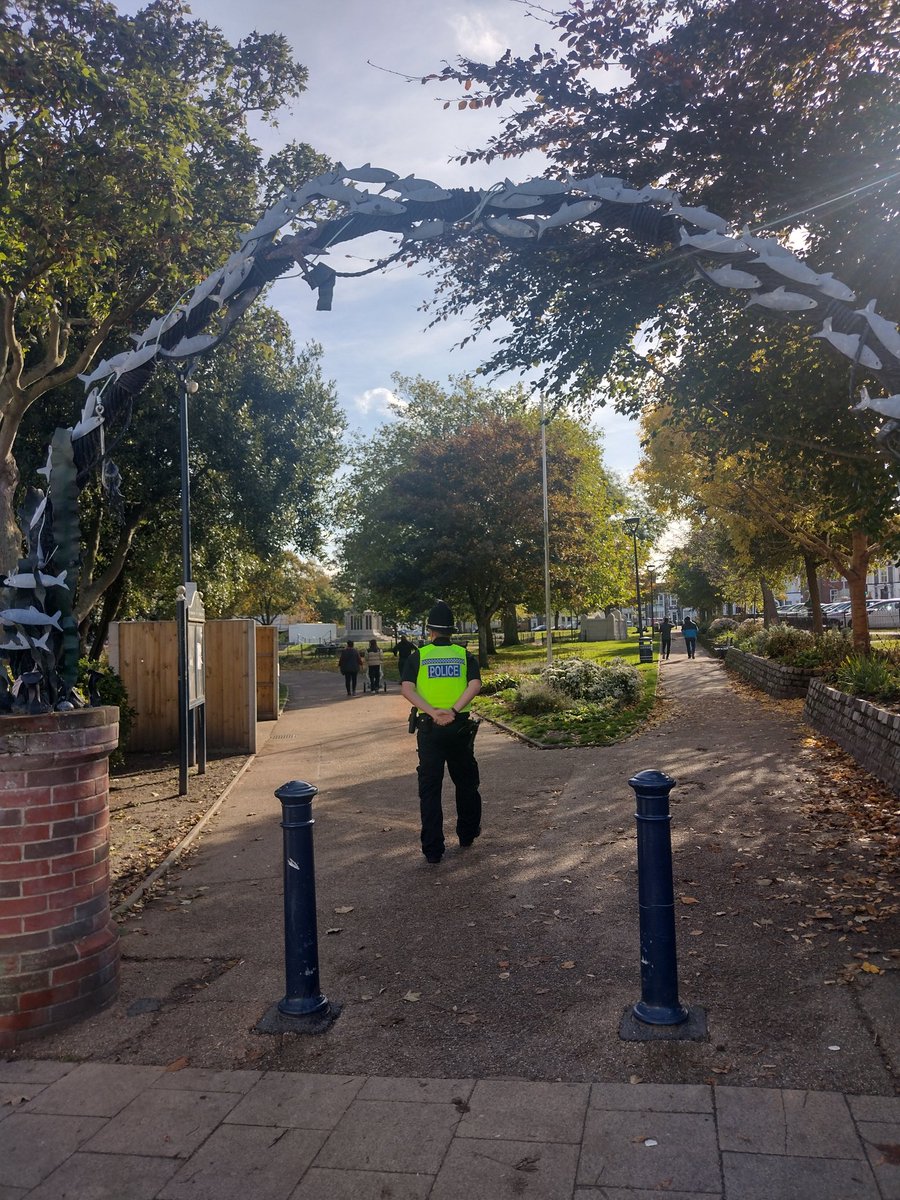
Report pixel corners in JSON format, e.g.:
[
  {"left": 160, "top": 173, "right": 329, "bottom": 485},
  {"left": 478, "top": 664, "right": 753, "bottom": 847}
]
[{"left": 1, "top": 646, "right": 897, "bottom": 1198}]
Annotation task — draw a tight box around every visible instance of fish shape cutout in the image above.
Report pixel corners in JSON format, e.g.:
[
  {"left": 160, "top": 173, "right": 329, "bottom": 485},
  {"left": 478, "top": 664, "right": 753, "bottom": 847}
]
[
  {"left": 679, "top": 228, "right": 748, "bottom": 255},
  {"left": 483, "top": 215, "right": 538, "bottom": 239},
  {"left": 341, "top": 163, "right": 399, "bottom": 183},
  {"left": 403, "top": 220, "right": 447, "bottom": 241},
  {"left": 489, "top": 191, "right": 545, "bottom": 210},
  {"left": 352, "top": 195, "right": 407, "bottom": 215},
  {"left": 695, "top": 264, "right": 761, "bottom": 289},
  {"left": 0, "top": 630, "right": 52, "bottom": 652},
  {"left": 813, "top": 273, "right": 855, "bottom": 302},
  {"left": 854, "top": 387, "right": 900, "bottom": 420},
  {"left": 746, "top": 286, "right": 819, "bottom": 312},
  {"left": 510, "top": 177, "right": 570, "bottom": 196},
  {"left": 3, "top": 568, "right": 67, "bottom": 592},
  {"left": 0, "top": 607, "right": 63, "bottom": 629},
  {"left": 750, "top": 252, "right": 821, "bottom": 288},
  {"left": 535, "top": 199, "right": 603, "bottom": 233},
  {"left": 854, "top": 301, "right": 900, "bottom": 359},
  {"left": 813, "top": 318, "right": 882, "bottom": 369},
  {"left": 670, "top": 204, "right": 728, "bottom": 233}
]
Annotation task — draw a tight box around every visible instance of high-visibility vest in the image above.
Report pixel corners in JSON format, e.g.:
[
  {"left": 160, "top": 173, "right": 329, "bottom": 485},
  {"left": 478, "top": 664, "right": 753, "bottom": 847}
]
[{"left": 415, "top": 643, "right": 469, "bottom": 712}]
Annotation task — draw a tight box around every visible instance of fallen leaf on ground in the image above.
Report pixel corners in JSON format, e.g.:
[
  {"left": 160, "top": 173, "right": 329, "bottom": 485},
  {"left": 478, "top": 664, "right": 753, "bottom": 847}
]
[
  {"left": 515, "top": 1155, "right": 540, "bottom": 1172},
  {"left": 165, "top": 1056, "right": 189, "bottom": 1072},
  {"left": 326, "top": 927, "right": 343, "bottom": 935},
  {"left": 333, "top": 906, "right": 354, "bottom": 914},
  {"left": 560, "top": 960, "right": 575, "bottom": 969},
  {"left": 680, "top": 896, "right": 700, "bottom": 905},
  {"left": 861, "top": 961, "right": 883, "bottom": 974},
  {"left": 402, "top": 991, "right": 421, "bottom": 1002}
]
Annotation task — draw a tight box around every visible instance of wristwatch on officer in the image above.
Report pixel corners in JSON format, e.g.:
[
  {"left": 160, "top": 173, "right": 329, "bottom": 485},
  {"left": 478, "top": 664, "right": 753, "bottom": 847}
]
[{"left": 451, "top": 706, "right": 459, "bottom": 716}]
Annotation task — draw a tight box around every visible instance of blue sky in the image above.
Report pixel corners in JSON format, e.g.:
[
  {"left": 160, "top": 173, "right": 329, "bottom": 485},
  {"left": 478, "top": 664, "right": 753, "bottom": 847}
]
[{"left": 181, "top": 0, "right": 645, "bottom": 476}]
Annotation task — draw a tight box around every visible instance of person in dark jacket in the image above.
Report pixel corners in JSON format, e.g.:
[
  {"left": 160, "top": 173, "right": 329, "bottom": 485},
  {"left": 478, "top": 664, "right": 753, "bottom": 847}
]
[
  {"left": 394, "top": 635, "right": 415, "bottom": 675},
  {"left": 338, "top": 640, "right": 362, "bottom": 695},
  {"left": 682, "top": 616, "right": 698, "bottom": 659},
  {"left": 660, "top": 616, "right": 673, "bottom": 661},
  {"left": 401, "top": 601, "right": 482, "bottom": 865}
]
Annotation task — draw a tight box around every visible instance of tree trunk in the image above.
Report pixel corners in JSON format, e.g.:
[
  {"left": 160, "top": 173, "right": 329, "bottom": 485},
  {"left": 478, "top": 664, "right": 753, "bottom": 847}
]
[
  {"left": 486, "top": 624, "right": 496, "bottom": 654},
  {"left": 0, "top": 453, "right": 21, "bottom": 575},
  {"left": 802, "top": 552, "right": 825, "bottom": 635},
  {"left": 476, "top": 608, "right": 491, "bottom": 667},
  {"left": 846, "top": 530, "right": 871, "bottom": 654},
  {"left": 760, "top": 576, "right": 778, "bottom": 627},
  {"left": 501, "top": 603, "right": 520, "bottom": 646},
  {"left": 87, "top": 568, "right": 129, "bottom": 661}
]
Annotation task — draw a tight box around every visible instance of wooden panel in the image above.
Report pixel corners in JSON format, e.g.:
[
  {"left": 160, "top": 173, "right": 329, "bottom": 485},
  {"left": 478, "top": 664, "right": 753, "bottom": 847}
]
[
  {"left": 114, "top": 621, "right": 178, "bottom": 752},
  {"left": 255, "top": 625, "right": 279, "bottom": 721},
  {"left": 206, "top": 620, "right": 257, "bottom": 754}
]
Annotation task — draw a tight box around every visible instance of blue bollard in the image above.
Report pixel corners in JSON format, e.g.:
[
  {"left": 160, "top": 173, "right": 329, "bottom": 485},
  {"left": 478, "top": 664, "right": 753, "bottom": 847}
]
[
  {"left": 627, "top": 770, "right": 688, "bottom": 1026},
  {"left": 275, "top": 780, "right": 329, "bottom": 1018}
]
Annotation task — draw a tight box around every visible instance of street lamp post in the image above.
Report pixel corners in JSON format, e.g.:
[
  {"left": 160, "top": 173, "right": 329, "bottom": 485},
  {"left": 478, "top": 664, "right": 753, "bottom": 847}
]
[
  {"left": 540, "top": 396, "right": 552, "bottom": 666},
  {"left": 624, "top": 517, "right": 653, "bottom": 664}
]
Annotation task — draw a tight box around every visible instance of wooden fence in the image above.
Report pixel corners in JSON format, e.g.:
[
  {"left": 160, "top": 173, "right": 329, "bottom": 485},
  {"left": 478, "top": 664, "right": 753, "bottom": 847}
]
[
  {"left": 109, "top": 619, "right": 259, "bottom": 754},
  {"left": 255, "top": 624, "right": 279, "bottom": 721}
]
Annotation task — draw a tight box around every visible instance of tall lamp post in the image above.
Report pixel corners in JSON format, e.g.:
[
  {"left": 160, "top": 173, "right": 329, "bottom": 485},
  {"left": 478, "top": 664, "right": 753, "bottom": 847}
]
[
  {"left": 624, "top": 517, "right": 653, "bottom": 663},
  {"left": 540, "top": 396, "right": 553, "bottom": 666}
]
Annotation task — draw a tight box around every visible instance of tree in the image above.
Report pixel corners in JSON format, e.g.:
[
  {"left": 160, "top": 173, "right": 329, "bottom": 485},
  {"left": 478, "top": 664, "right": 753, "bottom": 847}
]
[
  {"left": 18, "top": 306, "right": 345, "bottom": 649},
  {"left": 0, "top": 0, "right": 324, "bottom": 569},
  {"left": 421, "top": 0, "right": 899, "bottom": 405},
  {"left": 237, "top": 552, "right": 315, "bottom": 626},
  {"left": 339, "top": 380, "right": 632, "bottom": 663}
]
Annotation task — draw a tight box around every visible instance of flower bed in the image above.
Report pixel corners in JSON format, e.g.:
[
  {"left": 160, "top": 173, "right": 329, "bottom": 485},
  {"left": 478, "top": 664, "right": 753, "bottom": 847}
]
[
  {"left": 724, "top": 646, "right": 821, "bottom": 699},
  {"left": 804, "top": 678, "right": 900, "bottom": 794}
]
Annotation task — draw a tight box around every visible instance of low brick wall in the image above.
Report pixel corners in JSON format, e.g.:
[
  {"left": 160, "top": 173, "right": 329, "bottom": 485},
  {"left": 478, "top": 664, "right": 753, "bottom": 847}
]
[
  {"left": 804, "top": 678, "right": 900, "bottom": 794},
  {"left": 724, "top": 647, "right": 820, "bottom": 699},
  {"left": 0, "top": 707, "right": 120, "bottom": 1050}
]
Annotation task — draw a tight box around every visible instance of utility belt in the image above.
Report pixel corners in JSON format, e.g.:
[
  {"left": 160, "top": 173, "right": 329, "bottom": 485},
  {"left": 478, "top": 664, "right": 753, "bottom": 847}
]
[{"left": 408, "top": 708, "right": 478, "bottom": 736}]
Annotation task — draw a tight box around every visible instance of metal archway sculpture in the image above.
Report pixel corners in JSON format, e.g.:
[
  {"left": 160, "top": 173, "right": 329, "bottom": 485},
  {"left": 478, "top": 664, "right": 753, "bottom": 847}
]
[{"left": 4, "top": 164, "right": 900, "bottom": 706}]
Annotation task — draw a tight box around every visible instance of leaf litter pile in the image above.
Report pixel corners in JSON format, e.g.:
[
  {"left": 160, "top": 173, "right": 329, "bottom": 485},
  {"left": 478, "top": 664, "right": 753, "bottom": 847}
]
[
  {"left": 797, "top": 731, "right": 899, "bottom": 983},
  {"left": 107, "top": 752, "right": 247, "bottom": 909}
]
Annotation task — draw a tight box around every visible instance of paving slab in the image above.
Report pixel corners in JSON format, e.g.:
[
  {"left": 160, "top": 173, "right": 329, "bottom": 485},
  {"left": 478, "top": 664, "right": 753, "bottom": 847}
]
[
  {"left": 24, "top": 1151, "right": 180, "bottom": 1200},
  {"left": 223, "top": 1072, "right": 364, "bottom": 1129},
  {"left": 590, "top": 1081, "right": 712, "bottom": 1112},
  {"left": 0, "top": 1081, "right": 48, "bottom": 1117},
  {"left": 457, "top": 1079, "right": 590, "bottom": 1143},
  {"left": 150, "top": 1067, "right": 262, "bottom": 1094},
  {"left": 0, "top": 1112, "right": 107, "bottom": 1190},
  {"left": 715, "top": 1086, "right": 863, "bottom": 1158},
  {"left": 574, "top": 1191, "right": 720, "bottom": 1200},
  {"left": 577, "top": 1108, "right": 721, "bottom": 1193},
  {"left": 431, "top": 1136, "right": 580, "bottom": 1200},
  {"left": 24, "top": 1061, "right": 165, "bottom": 1117},
  {"left": 159, "top": 1124, "right": 327, "bottom": 1200},
  {"left": 0, "top": 1060, "right": 75, "bottom": 1084},
  {"left": 290, "top": 1169, "right": 433, "bottom": 1200},
  {"left": 357, "top": 1074, "right": 475, "bottom": 1103},
  {"left": 721, "top": 1150, "right": 881, "bottom": 1199},
  {"left": 81, "top": 1087, "right": 241, "bottom": 1159},
  {"left": 313, "top": 1097, "right": 460, "bottom": 1174},
  {"left": 849, "top": 1094, "right": 900, "bottom": 1123},
  {"left": 856, "top": 1120, "right": 900, "bottom": 1200}
]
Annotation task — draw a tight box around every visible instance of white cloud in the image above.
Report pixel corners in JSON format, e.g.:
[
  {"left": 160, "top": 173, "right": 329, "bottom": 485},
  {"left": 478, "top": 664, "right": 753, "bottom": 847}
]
[
  {"left": 451, "top": 13, "right": 508, "bottom": 61},
  {"left": 354, "top": 387, "right": 399, "bottom": 417}
]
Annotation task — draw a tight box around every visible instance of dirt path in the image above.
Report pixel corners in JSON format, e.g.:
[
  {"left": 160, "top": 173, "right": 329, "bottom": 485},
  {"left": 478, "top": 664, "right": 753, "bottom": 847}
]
[{"left": 32, "top": 648, "right": 898, "bottom": 1093}]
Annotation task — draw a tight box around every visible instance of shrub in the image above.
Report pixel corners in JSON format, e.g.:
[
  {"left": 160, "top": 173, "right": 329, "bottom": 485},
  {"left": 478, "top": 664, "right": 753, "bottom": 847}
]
[
  {"left": 760, "top": 624, "right": 815, "bottom": 660},
  {"left": 708, "top": 618, "right": 738, "bottom": 638},
  {"left": 540, "top": 655, "right": 641, "bottom": 705},
  {"left": 834, "top": 654, "right": 900, "bottom": 702},
  {"left": 735, "top": 618, "right": 765, "bottom": 642},
  {"left": 479, "top": 672, "right": 521, "bottom": 695},
  {"left": 510, "top": 680, "right": 570, "bottom": 715},
  {"left": 77, "top": 658, "right": 136, "bottom": 766}
]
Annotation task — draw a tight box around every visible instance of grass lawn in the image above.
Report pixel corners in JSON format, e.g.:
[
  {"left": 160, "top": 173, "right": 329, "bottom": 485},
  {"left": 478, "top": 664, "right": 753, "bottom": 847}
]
[
  {"left": 280, "top": 637, "right": 660, "bottom": 747},
  {"left": 472, "top": 637, "right": 658, "bottom": 748}
]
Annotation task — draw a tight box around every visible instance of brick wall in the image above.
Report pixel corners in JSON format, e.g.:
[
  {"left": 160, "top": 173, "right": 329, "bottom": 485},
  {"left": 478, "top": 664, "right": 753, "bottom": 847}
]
[
  {"left": 723, "top": 647, "right": 821, "bottom": 699},
  {"left": 0, "top": 707, "right": 120, "bottom": 1050},
  {"left": 804, "top": 679, "right": 900, "bottom": 795}
]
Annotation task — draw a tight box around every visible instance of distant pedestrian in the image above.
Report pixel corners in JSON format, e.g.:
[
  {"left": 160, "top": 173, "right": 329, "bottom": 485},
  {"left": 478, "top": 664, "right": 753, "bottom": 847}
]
[
  {"left": 395, "top": 634, "right": 415, "bottom": 675},
  {"left": 660, "top": 616, "right": 673, "bottom": 660},
  {"left": 365, "top": 638, "right": 384, "bottom": 692},
  {"left": 338, "top": 640, "right": 362, "bottom": 695},
  {"left": 682, "top": 616, "right": 698, "bottom": 659}
]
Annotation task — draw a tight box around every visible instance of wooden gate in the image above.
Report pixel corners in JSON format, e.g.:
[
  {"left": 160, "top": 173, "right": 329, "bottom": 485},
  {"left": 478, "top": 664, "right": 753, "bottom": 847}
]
[{"left": 255, "top": 625, "right": 279, "bottom": 721}]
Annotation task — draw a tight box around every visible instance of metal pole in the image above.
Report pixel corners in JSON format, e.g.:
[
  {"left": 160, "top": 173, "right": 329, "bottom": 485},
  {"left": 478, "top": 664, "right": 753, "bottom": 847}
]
[
  {"left": 177, "top": 366, "right": 197, "bottom": 796},
  {"left": 627, "top": 770, "right": 688, "bottom": 1025},
  {"left": 275, "top": 780, "right": 329, "bottom": 1017},
  {"left": 540, "top": 398, "right": 552, "bottom": 666},
  {"left": 632, "top": 531, "right": 643, "bottom": 636}
]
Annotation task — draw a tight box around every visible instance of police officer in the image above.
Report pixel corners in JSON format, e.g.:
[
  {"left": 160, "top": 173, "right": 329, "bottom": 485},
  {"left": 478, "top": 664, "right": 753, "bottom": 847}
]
[{"left": 400, "top": 600, "right": 482, "bottom": 864}]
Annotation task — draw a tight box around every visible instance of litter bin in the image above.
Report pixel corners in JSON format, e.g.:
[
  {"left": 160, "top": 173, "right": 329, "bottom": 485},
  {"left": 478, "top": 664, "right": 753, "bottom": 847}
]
[{"left": 638, "top": 636, "right": 654, "bottom": 663}]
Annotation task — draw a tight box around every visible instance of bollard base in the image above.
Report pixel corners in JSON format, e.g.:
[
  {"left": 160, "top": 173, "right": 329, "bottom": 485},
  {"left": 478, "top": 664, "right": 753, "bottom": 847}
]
[
  {"left": 619, "top": 1005, "right": 708, "bottom": 1042},
  {"left": 255, "top": 1000, "right": 342, "bottom": 1037}
]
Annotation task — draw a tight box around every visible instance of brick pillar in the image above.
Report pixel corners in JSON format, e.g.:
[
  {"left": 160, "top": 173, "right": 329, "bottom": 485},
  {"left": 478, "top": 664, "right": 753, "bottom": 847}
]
[{"left": 0, "top": 707, "right": 120, "bottom": 1050}]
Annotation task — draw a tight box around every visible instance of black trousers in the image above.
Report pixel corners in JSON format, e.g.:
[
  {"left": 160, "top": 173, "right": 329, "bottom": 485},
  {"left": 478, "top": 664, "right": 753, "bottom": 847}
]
[
  {"left": 685, "top": 637, "right": 696, "bottom": 659},
  {"left": 661, "top": 634, "right": 671, "bottom": 659},
  {"left": 343, "top": 671, "right": 358, "bottom": 694},
  {"left": 416, "top": 717, "right": 481, "bottom": 858},
  {"left": 368, "top": 666, "right": 381, "bottom": 689}
]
